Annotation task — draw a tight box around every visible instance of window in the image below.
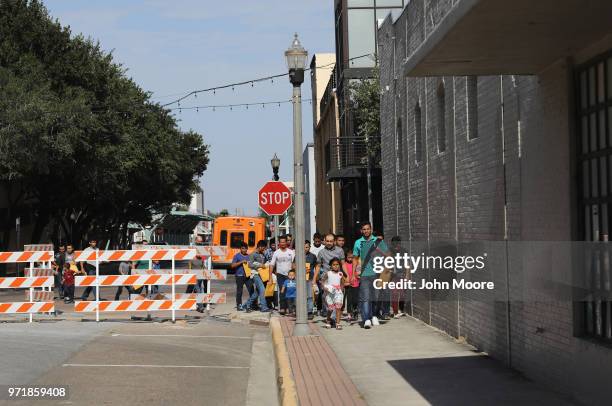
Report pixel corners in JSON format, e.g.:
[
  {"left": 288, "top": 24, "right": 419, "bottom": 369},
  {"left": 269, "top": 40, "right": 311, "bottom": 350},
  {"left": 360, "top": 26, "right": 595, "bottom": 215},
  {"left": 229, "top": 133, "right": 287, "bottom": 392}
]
[
  {"left": 467, "top": 76, "right": 479, "bottom": 140},
  {"left": 230, "top": 232, "right": 244, "bottom": 249},
  {"left": 437, "top": 82, "right": 447, "bottom": 153},
  {"left": 248, "top": 231, "right": 256, "bottom": 247},
  {"left": 220, "top": 230, "right": 227, "bottom": 246},
  {"left": 414, "top": 102, "right": 423, "bottom": 163},
  {"left": 576, "top": 52, "right": 612, "bottom": 344},
  {"left": 348, "top": 9, "right": 376, "bottom": 67}
]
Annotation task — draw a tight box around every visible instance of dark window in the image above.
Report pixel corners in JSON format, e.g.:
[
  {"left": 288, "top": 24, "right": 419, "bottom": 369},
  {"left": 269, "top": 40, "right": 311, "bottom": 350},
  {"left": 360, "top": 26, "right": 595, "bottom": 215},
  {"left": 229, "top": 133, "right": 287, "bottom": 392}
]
[
  {"left": 248, "top": 231, "right": 256, "bottom": 247},
  {"left": 467, "top": 76, "right": 479, "bottom": 140},
  {"left": 415, "top": 102, "right": 423, "bottom": 163},
  {"left": 220, "top": 230, "right": 227, "bottom": 246},
  {"left": 576, "top": 52, "right": 612, "bottom": 344},
  {"left": 230, "top": 233, "right": 245, "bottom": 249},
  {"left": 437, "top": 82, "right": 447, "bottom": 153}
]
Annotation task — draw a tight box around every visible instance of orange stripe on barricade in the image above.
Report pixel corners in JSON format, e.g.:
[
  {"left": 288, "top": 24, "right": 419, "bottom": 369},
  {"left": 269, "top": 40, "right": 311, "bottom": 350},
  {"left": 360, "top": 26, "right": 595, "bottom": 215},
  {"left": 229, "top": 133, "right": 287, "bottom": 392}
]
[
  {"left": 151, "top": 250, "right": 167, "bottom": 260},
  {"left": 117, "top": 301, "right": 131, "bottom": 311},
  {"left": 40, "top": 302, "right": 53, "bottom": 312},
  {"left": 125, "top": 275, "right": 138, "bottom": 285},
  {"left": 99, "top": 302, "right": 111, "bottom": 311},
  {"left": 83, "top": 276, "right": 96, "bottom": 286},
  {"left": 9, "top": 278, "right": 24, "bottom": 288},
  {"left": 175, "top": 250, "right": 189, "bottom": 260},
  {"left": 16, "top": 303, "right": 33, "bottom": 313},
  {"left": 101, "top": 275, "right": 118, "bottom": 286},
  {"left": 39, "top": 252, "right": 52, "bottom": 261},
  {"left": 109, "top": 251, "right": 125, "bottom": 261},
  {"left": 31, "top": 278, "right": 45, "bottom": 287},
  {"left": 0, "top": 253, "right": 10, "bottom": 262},
  {"left": 17, "top": 252, "right": 33, "bottom": 262},
  {"left": 176, "top": 275, "right": 196, "bottom": 284},
  {"left": 137, "top": 300, "right": 152, "bottom": 311},
  {"left": 180, "top": 300, "right": 196, "bottom": 310},
  {"left": 159, "top": 301, "right": 172, "bottom": 310},
  {"left": 0, "top": 303, "right": 10, "bottom": 312},
  {"left": 144, "top": 275, "right": 160, "bottom": 285},
  {"left": 131, "top": 251, "right": 145, "bottom": 261}
]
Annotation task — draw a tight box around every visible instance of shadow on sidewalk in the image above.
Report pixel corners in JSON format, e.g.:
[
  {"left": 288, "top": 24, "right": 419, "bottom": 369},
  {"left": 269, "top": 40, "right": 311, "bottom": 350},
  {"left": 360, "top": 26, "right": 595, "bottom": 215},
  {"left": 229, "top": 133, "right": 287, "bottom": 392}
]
[{"left": 388, "top": 355, "right": 576, "bottom": 406}]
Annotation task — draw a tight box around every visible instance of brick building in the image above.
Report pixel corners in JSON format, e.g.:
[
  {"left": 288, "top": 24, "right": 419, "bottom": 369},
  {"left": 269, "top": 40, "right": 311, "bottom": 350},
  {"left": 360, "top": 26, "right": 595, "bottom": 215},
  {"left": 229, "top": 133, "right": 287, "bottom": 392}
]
[{"left": 378, "top": 1, "right": 612, "bottom": 404}]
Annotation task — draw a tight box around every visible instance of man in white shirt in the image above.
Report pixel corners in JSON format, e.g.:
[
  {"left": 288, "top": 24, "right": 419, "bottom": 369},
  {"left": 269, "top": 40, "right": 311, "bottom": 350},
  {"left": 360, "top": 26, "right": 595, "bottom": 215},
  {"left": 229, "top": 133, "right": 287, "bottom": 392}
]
[
  {"left": 79, "top": 238, "right": 102, "bottom": 301},
  {"left": 270, "top": 235, "right": 295, "bottom": 315},
  {"left": 309, "top": 233, "right": 323, "bottom": 257}
]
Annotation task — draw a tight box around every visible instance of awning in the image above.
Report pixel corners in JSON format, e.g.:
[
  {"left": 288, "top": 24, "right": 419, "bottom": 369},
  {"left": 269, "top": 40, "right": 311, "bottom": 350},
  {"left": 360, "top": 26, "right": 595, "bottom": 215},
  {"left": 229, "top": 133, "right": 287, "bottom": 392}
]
[
  {"left": 404, "top": 0, "right": 612, "bottom": 76},
  {"left": 157, "top": 211, "right": 212, "bottom": 233}
]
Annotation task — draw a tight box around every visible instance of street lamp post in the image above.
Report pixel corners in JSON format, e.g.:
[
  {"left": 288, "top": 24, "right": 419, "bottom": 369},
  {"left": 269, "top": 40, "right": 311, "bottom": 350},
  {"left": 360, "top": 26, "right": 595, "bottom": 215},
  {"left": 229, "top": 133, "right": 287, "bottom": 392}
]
[
  {"left": 271, "top": 153, "right": 280, "bottom": 251},
  {"left": 285, "top": 33, "right": 309, "bottom": 336}
]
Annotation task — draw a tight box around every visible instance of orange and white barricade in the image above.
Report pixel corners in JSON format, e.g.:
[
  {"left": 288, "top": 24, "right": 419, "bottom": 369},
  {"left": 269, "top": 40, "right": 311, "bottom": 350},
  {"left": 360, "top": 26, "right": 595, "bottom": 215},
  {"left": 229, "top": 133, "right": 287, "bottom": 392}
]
[
  {"left": 132, "top": 244, "right": 227, "bottom": 310},
  {"left": 72, "top": 248, "right": 196, "bottom": 322},
  {"left": 0, "top": 250, "right": 55, "bottom": 322},
  {"left": 24, "top": 245, "right": 55, "bottom": 321}
]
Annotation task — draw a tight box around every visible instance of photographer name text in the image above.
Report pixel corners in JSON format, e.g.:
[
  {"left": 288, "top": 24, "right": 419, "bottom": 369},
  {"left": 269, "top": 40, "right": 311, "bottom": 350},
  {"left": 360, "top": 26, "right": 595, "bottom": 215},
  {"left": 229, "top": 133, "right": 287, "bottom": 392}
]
[{"left": 374, "top": 278, "right": 495, "bottom": 290}]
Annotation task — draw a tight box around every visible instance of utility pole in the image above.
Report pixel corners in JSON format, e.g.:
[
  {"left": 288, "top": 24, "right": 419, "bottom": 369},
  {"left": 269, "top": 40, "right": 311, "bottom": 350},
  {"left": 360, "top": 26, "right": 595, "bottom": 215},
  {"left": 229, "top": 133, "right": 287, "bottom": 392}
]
[{"left": 285, "top": 33, "right": 309, "bottom": 336}]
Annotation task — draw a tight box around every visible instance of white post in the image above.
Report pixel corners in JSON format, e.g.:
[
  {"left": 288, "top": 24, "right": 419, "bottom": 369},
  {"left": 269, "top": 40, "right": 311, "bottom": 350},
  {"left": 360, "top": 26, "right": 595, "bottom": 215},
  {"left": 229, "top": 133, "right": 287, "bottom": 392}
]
[
  {"left": 95, "top": 248, "right": 99, "bottom": 323},
  {"left": 171, "top": 253, "right": 176, "bottom": 323},
  {"left": 147, "top": 258, "right": 153, "bottom": 321},
  {"left": 206, "top": 256, "right": 212, "bottom": 312},
  {"left": 29, "top": 261, "right": 33, "bottom": 323}
]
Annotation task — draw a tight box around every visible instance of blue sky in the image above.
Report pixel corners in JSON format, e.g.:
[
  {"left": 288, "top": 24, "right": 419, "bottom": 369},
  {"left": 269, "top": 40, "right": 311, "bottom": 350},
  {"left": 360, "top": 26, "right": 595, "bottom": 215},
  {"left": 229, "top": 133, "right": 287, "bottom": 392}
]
[{"left": 44, "top": 0, "right": 335, "bottom": 215}]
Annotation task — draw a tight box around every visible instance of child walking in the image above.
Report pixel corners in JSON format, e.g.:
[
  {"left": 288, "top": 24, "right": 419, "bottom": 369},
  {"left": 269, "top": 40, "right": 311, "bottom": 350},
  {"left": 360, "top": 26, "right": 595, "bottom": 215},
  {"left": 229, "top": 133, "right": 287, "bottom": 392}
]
[
  {"left": 322, "top": 258, "right": 345, "bottom": 329},
  {"left": 62, "top": 262, "right": 80, "bottom": 303},
  {"left": 281, "top": 270, "right": 297, "bottom": 315},
  {"left": 343, "top": 251, "right": 359, "bottom": 322}
]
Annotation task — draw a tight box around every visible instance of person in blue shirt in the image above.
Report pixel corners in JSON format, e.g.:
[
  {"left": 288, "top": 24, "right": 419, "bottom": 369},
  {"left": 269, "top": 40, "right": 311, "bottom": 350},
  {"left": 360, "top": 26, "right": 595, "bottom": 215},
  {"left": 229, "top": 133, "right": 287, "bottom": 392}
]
[
  {"left": 353, "top": 222, "right": 389, "bottom": 329},
  {"left": 281, "top": 270, "right": 297, "bottom": 315},
  {"left": 231, "top": 242, "right": 253, "bottom": 310}
]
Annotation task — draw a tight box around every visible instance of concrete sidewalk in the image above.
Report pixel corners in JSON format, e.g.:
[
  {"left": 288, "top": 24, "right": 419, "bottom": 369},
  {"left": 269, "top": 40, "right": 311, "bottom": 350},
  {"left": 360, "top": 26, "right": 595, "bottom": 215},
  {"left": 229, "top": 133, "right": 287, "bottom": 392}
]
[{"left": 317, "top": 316, "right": 577, "bottom": 406}]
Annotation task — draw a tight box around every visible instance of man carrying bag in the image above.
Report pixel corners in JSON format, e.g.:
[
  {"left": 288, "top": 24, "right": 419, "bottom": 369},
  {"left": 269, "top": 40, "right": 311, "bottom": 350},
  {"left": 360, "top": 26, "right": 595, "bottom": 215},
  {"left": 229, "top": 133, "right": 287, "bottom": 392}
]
[{"left": 353, "top": 222, "right": 389, "bottom": 329}]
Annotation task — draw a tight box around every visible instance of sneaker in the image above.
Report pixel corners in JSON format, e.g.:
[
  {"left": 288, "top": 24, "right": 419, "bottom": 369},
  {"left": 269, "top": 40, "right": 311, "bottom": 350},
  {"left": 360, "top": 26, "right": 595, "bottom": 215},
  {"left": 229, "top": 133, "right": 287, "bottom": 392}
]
[
  {"left": 394, "top": 312, "right": 404, "bottom": 319},
  {"left": 364, "top": 320, "right": 372, "bottom": 329},
  {"left": 372, "top": 316, "right": 380, "bottom": 326},
  {"left": 246, "top": 308, "right": 253, "bottom": 313}
]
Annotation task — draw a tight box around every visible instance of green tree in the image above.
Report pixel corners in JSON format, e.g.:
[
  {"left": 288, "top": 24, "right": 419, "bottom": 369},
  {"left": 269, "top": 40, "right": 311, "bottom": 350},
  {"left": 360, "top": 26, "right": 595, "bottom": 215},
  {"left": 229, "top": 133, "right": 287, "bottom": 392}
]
[
  {"left": 349, "top": 67, "right": 381, "bottom": 164},
  {"left": 0, "top": 0, "right": 209, "bottom": 248}
]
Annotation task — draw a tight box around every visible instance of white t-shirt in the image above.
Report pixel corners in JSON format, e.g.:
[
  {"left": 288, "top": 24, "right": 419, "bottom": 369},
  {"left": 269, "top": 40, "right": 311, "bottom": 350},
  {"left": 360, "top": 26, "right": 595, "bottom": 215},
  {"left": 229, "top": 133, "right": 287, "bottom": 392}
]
[
  {"left": 270, "top": 248, "right": 295, "bottom": 276},
  {"left": 310, "top": 244, "right": 323, "bottom": 257},
  {"left": 326, "top": 271, "right": 343, "bottom": 288},
  {"left": 82, "top": 247, "right": 97, "bottom": 267}
]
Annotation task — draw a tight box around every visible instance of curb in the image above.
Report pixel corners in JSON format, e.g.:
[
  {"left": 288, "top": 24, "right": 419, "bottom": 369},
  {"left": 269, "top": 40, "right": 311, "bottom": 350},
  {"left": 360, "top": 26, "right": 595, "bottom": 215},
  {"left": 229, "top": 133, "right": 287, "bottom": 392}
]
[{"left": 270, "top": 317, "right": 298, "bottom": 406}]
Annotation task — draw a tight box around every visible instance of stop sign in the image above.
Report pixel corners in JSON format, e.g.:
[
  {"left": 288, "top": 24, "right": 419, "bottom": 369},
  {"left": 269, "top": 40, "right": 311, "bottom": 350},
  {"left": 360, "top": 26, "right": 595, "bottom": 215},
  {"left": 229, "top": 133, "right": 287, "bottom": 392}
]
[{"left": 259, "top": 181, "right": 292, "bottom": 215}]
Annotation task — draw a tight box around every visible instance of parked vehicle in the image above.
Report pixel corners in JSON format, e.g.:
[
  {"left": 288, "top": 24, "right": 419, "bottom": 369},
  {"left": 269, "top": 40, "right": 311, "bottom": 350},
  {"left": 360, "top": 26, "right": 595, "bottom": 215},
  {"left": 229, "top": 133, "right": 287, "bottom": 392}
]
[{"left": 212, "top": 216, "right": 266, "bottom": 268}]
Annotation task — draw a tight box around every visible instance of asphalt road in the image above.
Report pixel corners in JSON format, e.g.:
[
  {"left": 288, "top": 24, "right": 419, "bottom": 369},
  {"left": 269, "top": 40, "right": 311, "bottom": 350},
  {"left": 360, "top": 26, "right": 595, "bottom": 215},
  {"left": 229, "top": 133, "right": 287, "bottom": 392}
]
[{"left": 0, "top": 280, "right": 277, "bottom": 406}]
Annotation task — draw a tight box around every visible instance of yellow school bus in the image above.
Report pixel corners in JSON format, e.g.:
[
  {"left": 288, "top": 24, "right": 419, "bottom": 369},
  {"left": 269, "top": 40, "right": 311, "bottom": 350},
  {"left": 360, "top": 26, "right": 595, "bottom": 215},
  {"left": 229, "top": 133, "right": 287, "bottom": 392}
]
[{"left": 212, "top": 216, "right": 266, "bottom": 267}]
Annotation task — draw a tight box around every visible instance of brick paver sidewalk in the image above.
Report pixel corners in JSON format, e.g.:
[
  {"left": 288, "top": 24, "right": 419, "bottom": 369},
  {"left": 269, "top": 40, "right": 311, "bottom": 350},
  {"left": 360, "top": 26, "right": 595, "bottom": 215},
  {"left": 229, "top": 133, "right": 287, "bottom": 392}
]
[{"left": 280, "top": 317, "right": 366, "bottom": 406}]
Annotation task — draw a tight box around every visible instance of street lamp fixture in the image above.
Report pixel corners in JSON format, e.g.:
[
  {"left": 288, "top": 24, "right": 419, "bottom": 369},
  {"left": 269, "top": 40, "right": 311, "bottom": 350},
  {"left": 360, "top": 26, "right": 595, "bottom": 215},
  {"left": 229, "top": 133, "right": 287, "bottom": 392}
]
[
  {"left": 285, "top": 33, "right": 308, "bottom": 86},
  {"left": 285, "top": 33, "right": 309, "bottom": 337},
  {"left": 271, "top": 153, "right": 280, "bottom": 181}
]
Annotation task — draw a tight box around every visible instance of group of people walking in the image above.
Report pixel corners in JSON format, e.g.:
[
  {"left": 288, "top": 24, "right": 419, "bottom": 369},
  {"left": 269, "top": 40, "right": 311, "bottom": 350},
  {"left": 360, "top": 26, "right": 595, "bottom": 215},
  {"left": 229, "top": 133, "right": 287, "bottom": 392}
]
[{"left": 233, "top": 222, "right": 410, "bottom": 329}]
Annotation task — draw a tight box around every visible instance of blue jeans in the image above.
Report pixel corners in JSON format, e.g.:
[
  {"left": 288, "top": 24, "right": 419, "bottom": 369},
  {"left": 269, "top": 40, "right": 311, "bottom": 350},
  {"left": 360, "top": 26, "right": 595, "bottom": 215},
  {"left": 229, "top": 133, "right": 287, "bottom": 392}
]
[
  {"left": 359, "top": 276, "right": 378, "bottom": 323},
  {"left": 245, "top": 275, "right": 268, "bottom": 311},
  {"left": 306, "top": 280, "right": 313, "bottom": 314},
  {"left": 194, "top": 279, "right": 209, "bottom": 311}
]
